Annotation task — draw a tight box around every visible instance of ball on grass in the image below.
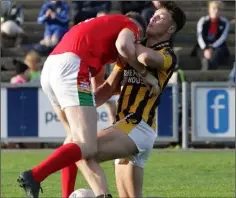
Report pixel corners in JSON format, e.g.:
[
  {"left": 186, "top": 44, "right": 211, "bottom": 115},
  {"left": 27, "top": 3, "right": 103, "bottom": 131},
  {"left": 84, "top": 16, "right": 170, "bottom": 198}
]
[{"left": 69, "top": 188, "right": 95, "bottom": 198}]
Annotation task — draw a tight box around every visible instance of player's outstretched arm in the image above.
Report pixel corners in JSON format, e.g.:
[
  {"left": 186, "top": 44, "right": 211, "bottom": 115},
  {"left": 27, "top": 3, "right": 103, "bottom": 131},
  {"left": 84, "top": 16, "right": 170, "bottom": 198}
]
[
  {"left": 115, "top": 29, "right": 160, "bottom": 96},
  {"left": 136, "top": 44, "right": 168, "bottom": 70},
  {"left": 115, "top": 28, "right": 147, "bottom": 75},
  {"left": 94, "top": 68, "right": 123, "bottom": 107},
  {"left": 91, "top": 66, "right": 106, "bottom": 91}
]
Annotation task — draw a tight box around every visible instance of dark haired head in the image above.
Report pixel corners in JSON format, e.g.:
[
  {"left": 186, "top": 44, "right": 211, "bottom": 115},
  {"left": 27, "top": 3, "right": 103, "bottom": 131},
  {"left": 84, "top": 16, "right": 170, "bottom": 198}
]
[
  {"left": 159, "top": 1, "right": 186, "bottom": 33},
  {"left": 12, "top": 59, "right": 28, "bottom": 74},
  {"left": 126, "top": 11, "right": 147, "bottom": 34}
]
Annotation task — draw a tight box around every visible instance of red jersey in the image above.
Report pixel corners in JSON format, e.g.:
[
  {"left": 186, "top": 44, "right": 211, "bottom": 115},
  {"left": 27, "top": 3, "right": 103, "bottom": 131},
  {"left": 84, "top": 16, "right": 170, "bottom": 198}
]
[{"left": 51, "top": 14, "right": 139, "bottom": 76}]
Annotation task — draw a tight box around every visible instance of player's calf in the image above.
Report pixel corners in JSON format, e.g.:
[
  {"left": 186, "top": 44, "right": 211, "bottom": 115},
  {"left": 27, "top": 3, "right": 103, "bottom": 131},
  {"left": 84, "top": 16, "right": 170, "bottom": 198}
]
[{"left": 65, "top": 106, "right": 98, "bottom": 159}]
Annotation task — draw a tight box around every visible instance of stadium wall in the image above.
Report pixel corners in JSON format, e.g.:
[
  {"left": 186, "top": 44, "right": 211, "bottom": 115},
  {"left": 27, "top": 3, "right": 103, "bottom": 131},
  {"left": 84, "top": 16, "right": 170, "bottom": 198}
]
[{"left": 0, "top": 83, "right": 235, "bottom": 146}]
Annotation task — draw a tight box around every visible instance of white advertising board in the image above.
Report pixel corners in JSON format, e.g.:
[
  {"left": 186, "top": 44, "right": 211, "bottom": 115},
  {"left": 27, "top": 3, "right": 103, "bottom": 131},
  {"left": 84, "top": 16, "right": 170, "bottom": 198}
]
[
  {"left": 1, "top": 88, "right": 7, "bottom": 139},
  {"left": 38, "top": 89, "right": 116, "bottom": 139},
  {"left": 192, "top": 83, "right": 235, "bottom": 141}
]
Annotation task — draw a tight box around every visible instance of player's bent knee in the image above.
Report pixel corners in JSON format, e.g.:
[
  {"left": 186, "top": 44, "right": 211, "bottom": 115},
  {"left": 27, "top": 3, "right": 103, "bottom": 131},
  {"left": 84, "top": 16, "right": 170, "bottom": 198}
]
[
  {"left": 72, "top": 140, "right": 98, "bottom": 159},
  {"left": 64, "top": 135, "right": 73, "bottom": 145},
  {"left": 84, "top": 145, "right": 98, "bottom": 159}
]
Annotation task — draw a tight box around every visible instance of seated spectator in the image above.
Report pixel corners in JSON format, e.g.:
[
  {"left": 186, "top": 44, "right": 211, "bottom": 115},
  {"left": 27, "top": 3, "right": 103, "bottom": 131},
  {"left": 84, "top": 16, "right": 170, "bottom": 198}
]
[
  {"left": 37, "top": 0, "right": 69, "bottom": 47},
  {"left": 24, "top": 50, "right": 41, "bottom": 83},
  {"left": 192, "top": 1, "right": 230, "bottom": 70},
  {"left": 10, "top": 59, "right": 28, "bottom": 84},
  {"left": 1, "top": 3, "right": 25, "bottom": 47},
  {"left": 72, "top": 1, "right": 111, "bottom": 25}
]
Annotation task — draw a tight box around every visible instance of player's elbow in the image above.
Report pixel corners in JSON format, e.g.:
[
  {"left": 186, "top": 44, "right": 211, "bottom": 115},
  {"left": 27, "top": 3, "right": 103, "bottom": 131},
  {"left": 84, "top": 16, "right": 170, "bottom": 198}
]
[
  {"left": 116, "top": 41, "right": 135, "bottom": 59},
  {"left": 137, "top": 52, "right": 149, "bottom": 66},
  {"left": 138, "top": 52, "right": 160, "bottom": 68}
]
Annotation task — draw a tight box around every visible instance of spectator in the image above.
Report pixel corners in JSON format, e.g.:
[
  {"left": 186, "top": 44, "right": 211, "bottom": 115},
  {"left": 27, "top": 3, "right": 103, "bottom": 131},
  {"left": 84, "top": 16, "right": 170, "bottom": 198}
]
[
  {"left": 1, "top": 3, "right": 25, "bottom": 47},
  {"left": 37, "top": 0, "right": 69, "bottom": 47},
  {"left": 192, "top": 0, "right": 230, "bottom": 70},
  {"left": 72, "top": 1, "right": 111, "bottom": 25},
  {"left": 24, "top": 50, "right": 41, "bottom": 83},
  {"left": 10, "top": 59, "right": 28, "bottom": 84}
]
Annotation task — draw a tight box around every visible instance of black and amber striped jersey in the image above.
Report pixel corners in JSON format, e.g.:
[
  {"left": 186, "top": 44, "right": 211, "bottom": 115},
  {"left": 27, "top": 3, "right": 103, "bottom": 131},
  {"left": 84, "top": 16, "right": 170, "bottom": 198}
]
[{"left": 114, "top": 40, "right": 177, "bottom": 131}]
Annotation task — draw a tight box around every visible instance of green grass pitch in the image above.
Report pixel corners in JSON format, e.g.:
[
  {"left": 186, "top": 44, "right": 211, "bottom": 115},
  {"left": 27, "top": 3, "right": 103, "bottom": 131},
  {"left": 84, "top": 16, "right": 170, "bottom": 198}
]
[{"left": 1, "top": 149, "right": 234, "bottom": 197}]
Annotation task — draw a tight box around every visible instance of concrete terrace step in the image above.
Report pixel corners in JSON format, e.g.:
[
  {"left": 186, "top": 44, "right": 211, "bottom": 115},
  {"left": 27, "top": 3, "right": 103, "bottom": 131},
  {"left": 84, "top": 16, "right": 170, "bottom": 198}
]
[
  {"left": 175, "top": 46, "right": 235, "bottom": 57},
  {"left": 1, "top": 57, "right": 26, "bottom": 70},
  {"left": 23, "top": 8, "right": 235, "bottom": 22},
  {"left": 1, "top": 56, "right": 47, "bottom": 71},
  {"left": 1, "top": 47, "right": 28, "bottom": 57},
  {"left": 180, "top": 6, "right": 235, "bottom": 12},
  {"left": 17, "top": 0, "right": 46, "bottom": 9},
  {"left": 1, "top": 71, "right": 15, "bottom": 82},
  {"left": 21, "top": 29, "right": 235, "bottom": 46},
  {"left": 21, "top": 21, "right": 236, "bottom": 35},
  {"left": 184, "top": 70, "right": 231, "bottom": 82},
  {"left": 177, "top": 55, "right": 234, "bottom": 70},
  {"left": 174, "top": 33, "right": 235, "bottom": 46},
  {"left": 174, "top": 46, "right": 235, "bottom": 70},
  {"left": 176, "top": 1, "right": 235, "bottom": 7},
  {"left": 1, "top": 69, "right": 231, "bottom": 83}
]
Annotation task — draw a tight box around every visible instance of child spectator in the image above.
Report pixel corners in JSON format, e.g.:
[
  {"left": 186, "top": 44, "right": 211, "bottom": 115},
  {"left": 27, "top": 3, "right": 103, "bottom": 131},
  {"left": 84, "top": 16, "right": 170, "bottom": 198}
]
[
  {"left": 10, "top": 59, "right": 28, "bottom": 84},
  {"left": 24, "top": 50, "right": 42, "bottom": 83}
]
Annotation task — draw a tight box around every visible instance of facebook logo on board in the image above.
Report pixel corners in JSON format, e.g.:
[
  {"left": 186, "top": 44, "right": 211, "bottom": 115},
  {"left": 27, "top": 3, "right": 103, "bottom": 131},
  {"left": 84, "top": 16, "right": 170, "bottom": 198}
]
[{"left": 207, "top": 90, "right": 229, "bottom": 133}]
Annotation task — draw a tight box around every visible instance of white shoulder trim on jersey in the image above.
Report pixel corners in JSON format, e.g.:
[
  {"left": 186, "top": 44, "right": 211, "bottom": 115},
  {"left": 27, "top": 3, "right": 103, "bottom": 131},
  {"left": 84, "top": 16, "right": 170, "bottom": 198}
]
[
  {"left": 212, "top": 16, "right": 230, "bottom": 48},
  {"left": 197, "top": 16, "right": 209, "bottom": 49}
]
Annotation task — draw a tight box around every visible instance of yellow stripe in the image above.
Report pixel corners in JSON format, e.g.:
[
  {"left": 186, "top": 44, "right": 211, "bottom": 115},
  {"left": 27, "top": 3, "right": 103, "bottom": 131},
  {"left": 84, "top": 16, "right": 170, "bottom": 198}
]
[
  {"left": 118, "top": 112, "right": 125, "bottom": 120},
  {"left": 142, "top": 96, "right": 158, "bottom": 123},
  {"left": 114, "top": 119, "right": 136, "bottom": 134},
  {"left": 151, "top": 114, "right": 157, "bottom": 131},
  {"left": 129, "top": 87, "right": 147, "bottom": 113},
  {"left": 121, "top": 86, "right": 133, "bottom": 109}
]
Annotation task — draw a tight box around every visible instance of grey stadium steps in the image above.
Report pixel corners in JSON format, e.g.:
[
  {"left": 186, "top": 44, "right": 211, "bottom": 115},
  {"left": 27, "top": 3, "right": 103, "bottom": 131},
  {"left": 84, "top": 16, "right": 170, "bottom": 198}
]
[
  {"left": 23, "top": 9, "right": 235, "bottom": 22},
  {"left": 21, "top": 21, "right": 235, "bottom": 35},
  {"left": 176, "top": 1, "right": 235, "bottom": 7},
  {"left": 174, "top": 33, "right": 235, "bottom": 46},
  {"left": 1, "top": 56, "right": 47, "bottom": 71},
  {"left": 1, "top": 57, "right": 25, "bottom": 70},
  {"left": 177, "top": 55, "right": 235, "bottom": 70},
  {"left": 0, "top": 69, "right": 231, "bottom": 83},
  {"left": 1, "top": 47, "right": 27, "bottom": 57},
  {"left": 21, "top": 30, "right": 235, "bottom": 46},
  {"left": 176, "top": 46, "right": 235, "bottom": 70},
  {"left": 1, "top": 71, "right": 15, "bottom": 82},
  {"left": 184, "top": 70, "right": 231, "bottom": 82},
  {"left": 16, "top": 0, "right": 45, "bottom": 9},
  {"left": 16, "top": 0, "right": 234, "bottom": 10}
]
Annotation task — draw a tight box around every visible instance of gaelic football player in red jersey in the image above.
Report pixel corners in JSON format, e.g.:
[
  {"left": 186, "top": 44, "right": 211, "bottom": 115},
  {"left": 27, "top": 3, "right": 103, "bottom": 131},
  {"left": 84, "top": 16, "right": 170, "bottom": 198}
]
[
  {"left": 17, "top": 13, "right": 159, "bottom": 198},
  {"left": 77, "top": 2, "right": 186, "bottom": 198}
]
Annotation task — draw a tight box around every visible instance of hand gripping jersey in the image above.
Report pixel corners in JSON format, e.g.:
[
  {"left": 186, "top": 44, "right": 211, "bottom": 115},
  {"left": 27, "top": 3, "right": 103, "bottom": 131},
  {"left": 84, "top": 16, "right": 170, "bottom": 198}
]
[
  {"left": 114, "top": 39, "right": 177, "bottom": 131},
  {"left": 51, "top": 14, "right": 139, "bottom": 77}
]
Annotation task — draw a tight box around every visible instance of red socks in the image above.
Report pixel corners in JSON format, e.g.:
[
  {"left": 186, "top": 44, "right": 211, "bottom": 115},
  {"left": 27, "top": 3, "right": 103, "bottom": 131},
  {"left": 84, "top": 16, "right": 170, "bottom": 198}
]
[
  {"left": 31, "top": 143, "right": 82, "bottom": 182},
  {"left": 61, "top": 163, "right": 78, "bottom": 198}
]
